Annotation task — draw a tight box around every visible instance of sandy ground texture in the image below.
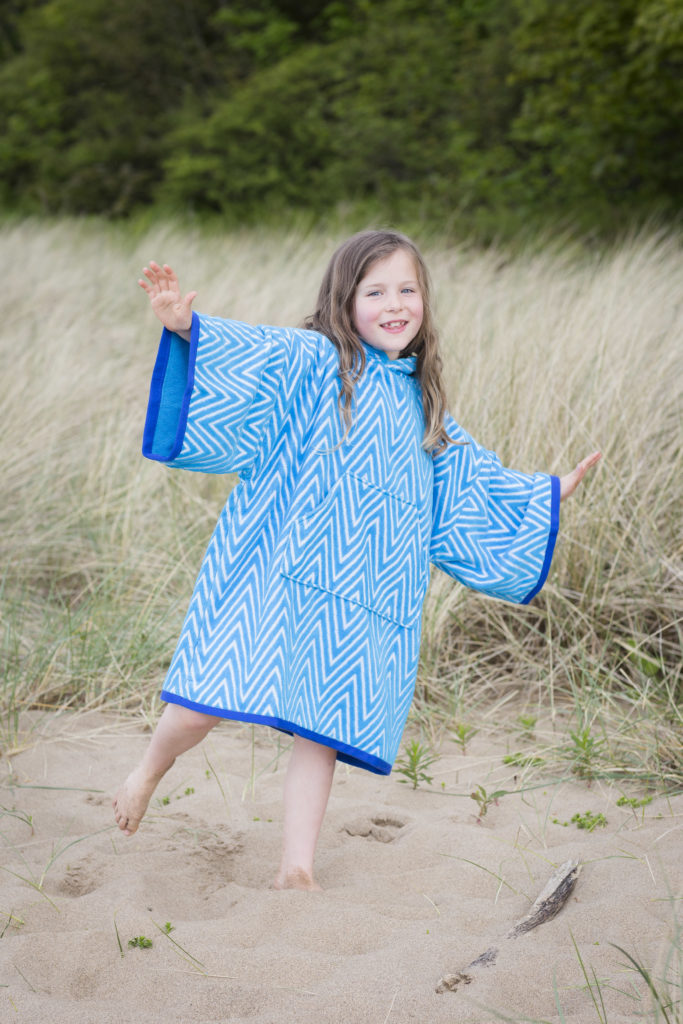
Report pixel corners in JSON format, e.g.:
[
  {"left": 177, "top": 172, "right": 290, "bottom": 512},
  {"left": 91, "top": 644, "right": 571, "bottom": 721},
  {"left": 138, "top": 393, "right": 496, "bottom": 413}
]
[{"left": 0, "top": 711, "right": 680, "bottom": 1024}]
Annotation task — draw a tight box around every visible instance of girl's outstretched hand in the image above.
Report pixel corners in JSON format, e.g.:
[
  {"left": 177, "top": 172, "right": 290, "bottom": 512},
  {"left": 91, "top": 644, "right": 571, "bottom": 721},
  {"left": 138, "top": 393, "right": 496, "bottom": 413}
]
[
  {"left": 138, "top": 261, "right": 197, "bottom": 334},
  {"left": 559, "top": 451, "right": 601, "bottom": 501}
]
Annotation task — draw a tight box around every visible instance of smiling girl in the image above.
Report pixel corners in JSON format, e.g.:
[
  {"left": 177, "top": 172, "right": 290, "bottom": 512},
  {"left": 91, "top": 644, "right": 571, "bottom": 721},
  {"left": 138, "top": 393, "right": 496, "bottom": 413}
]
[{"left": 113, "top": 230, "right": 599, "bottom": 889}]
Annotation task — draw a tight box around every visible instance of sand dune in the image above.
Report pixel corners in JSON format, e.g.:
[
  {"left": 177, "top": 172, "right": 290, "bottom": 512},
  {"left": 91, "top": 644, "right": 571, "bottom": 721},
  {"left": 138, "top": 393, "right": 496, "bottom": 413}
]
[{"left": 1, "top": 712, "right": 679, "bottom": 1023}]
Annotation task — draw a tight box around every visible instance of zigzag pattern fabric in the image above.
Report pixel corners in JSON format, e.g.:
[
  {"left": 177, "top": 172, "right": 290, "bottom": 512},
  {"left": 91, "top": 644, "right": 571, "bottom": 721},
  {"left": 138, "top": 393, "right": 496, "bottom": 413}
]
[{"left": 143, "top": 314, "right": 559, "bottom": 774}]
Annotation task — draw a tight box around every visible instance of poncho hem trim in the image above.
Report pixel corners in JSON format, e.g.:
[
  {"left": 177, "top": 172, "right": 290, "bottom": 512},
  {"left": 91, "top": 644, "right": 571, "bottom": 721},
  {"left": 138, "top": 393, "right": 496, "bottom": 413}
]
[
  {"left": 142, "top": 314, "right": 199, "bottom": 462},
  {"left": 521, "top": 474, "right": 560, "bottom": 604},
  {"left": 161, "top": 690, "right": 392, "bottom": 775}
]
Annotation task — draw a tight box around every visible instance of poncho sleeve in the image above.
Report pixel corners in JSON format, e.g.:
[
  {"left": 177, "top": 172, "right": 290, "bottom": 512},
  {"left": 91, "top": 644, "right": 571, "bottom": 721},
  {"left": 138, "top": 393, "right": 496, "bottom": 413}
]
[
  {"left": 429, "top": 414, "right": 560, "bottom": 604},
  {"left": 142, "top": 312, "right": 323, "bottom": 478}
]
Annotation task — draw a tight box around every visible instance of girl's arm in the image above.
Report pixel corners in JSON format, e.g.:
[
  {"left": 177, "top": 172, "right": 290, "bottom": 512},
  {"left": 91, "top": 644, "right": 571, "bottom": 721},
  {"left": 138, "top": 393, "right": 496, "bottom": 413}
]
[
  {"left": 138, "top": 261, "right": 197, "bottom": 341},
  {"left": 559, "top": 451, "right": 602, "bottom": 500}
]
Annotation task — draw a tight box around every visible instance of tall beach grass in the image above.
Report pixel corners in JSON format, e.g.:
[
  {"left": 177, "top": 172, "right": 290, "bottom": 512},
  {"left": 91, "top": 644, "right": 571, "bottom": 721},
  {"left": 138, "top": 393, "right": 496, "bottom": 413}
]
[{"left": 1, "top": 219, "right": 680, "bottom": 785}]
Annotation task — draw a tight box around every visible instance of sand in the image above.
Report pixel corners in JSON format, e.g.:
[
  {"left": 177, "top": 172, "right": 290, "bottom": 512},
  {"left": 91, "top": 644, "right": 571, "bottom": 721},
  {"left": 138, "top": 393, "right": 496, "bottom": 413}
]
[{"left": 1, "top": 711, "right": 680, "bottom": 1023}]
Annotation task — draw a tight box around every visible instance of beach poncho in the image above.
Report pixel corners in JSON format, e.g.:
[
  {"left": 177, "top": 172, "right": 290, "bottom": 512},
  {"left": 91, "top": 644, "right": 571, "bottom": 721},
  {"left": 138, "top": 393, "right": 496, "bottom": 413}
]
[{"left": 143, "top": 314, "right": 560, "bottom": 774}]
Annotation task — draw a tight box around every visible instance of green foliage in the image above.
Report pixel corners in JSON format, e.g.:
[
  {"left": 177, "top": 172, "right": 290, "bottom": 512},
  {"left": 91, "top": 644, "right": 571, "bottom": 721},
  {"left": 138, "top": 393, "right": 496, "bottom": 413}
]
[
  {"left": 571, "top": 811, "right": 607, "bottom": 831},
  {"left": 552, "top": 811, "right": 608, "bottom": 831},
  {"left": 128, "top": 935, "right": 153, "bottom": 948},
  {"left": 567, "top": 725, "right": 606, "bottom": 780},
  {"left": 616, "top": 795, "right": 653, "bottom": 809},
  {"left": 470, "top": 784, "right": 506, "bottom": 820},
  {"left": 502, "top": 752, "right": 545, "bottom": 768},
  {"left": 0, "top": 0, "right": 230, "bottom": 214},
  {"left": 517, "top": 714, "right": 537, "bottom": 738},
  {"left": 452, "top": 721, "right": 477, "bottom": 753},
  {"left": 395, "top": 739, "right": 438, "bottom": 789},
  {"left": 0, "top": 0, "right": 679, "bottom": 233},
  {"left": 507, "top": 0, "right": 683, "bottom": 225}
]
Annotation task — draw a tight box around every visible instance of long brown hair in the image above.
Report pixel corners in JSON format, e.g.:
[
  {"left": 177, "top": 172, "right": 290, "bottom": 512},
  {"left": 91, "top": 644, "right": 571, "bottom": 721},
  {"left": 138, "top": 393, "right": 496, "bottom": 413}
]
[{"left": 304, "top": 230, "right": 454, "bottom": 454}]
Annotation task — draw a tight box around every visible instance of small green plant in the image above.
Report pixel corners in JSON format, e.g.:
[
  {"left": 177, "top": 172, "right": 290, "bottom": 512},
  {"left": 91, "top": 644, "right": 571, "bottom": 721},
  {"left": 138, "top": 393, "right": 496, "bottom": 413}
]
[
  {"left": 162, "top": 922, "right": 174, "bottom": 934},
  {"left": 128, "top": 935, "right": 153, "bottom": 949},
  {"left": 567, "top": 725, "right": 605, "bottom": 780},
  {"left": 517, "top": 714, "right": 537, "bottom": 738},
  {"left": 452, "top": 721, "right": 477, "bottom": 753},
  {"left": 616, "top": 795, "right": 652, "bottom": 809},
  {"left": 572, "top": 811, "right": 607, "bottom": 831},
  {"left": 623, "top": 639, "right": 664, "bottom": 679},
  {"left": 395, "top": 740, "right": 438, "bottom": 789},
  {"left": 470, "top": 784, "right": 506, "bottom": 821},
  {"left": 159, "top": 795, "right": 170, "bottom": 806},
  {"left": 553, "top": 811, "right": 607, "bottom": 831},
  {"left": 502, "top": 752, "right": 545, "bottom": 768}
]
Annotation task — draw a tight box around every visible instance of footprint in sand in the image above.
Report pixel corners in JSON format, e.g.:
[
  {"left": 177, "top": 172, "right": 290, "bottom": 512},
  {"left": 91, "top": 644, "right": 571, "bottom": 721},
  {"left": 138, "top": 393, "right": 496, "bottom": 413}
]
[
  {"left": 342, "top": 814, "right": 409, "bottom": 843},
  {"left": 187, "top": 830, "right": 245, "bottom": 890},
  {"left": 84, "top": 793, "right": 107, "bottom": 806},
  {"left": 57, "top": 860, "right": 99, "bottom": 897}
]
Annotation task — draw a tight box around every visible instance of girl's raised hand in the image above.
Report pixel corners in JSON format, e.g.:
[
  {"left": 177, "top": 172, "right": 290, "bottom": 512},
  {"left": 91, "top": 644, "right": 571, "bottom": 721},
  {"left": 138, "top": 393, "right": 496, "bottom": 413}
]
[
  {"left": 138, "top": 261, "right": 197, "bottom": 333},
  {"left": 559, "top": 451, "right": 602, "bottom": 501}
]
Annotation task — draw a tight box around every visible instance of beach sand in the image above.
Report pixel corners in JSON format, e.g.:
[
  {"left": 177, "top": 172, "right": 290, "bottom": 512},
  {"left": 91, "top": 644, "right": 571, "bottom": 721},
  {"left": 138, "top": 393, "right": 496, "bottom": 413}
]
[{"left": 1, "top": 711, "right": 680, "bottom": 1023}]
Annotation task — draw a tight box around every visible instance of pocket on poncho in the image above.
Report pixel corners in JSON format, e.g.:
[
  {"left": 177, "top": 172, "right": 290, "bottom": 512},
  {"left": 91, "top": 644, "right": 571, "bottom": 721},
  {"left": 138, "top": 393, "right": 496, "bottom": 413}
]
[{"left": 280, "top": 470, "right": 426, "bottom": 627}]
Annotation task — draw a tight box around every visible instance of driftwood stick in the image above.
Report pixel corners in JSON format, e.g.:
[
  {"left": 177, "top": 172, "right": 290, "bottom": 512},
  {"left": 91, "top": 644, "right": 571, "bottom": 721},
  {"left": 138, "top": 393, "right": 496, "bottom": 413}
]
[{"left": 436, "top": 859, "right": 581, "bottom": 994}]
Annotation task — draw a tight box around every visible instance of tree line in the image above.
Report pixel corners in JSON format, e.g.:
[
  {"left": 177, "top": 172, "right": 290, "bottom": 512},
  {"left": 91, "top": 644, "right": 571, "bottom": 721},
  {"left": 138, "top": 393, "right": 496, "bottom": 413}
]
[{"left": 1, "top": 0, "right": 681, "bottom": 236}]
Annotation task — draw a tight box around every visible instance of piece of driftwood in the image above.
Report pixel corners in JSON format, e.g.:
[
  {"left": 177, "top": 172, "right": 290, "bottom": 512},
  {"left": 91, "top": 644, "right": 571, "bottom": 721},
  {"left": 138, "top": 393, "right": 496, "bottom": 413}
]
[{"left": 436, "top": 859, "right": 581, "bottom": 994}]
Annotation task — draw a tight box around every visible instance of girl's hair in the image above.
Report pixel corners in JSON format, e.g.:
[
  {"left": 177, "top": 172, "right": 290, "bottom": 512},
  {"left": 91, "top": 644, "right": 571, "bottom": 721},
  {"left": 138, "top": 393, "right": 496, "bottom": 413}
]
[{"left": 304, "top": 229, "right": 454, "bottom": 455}]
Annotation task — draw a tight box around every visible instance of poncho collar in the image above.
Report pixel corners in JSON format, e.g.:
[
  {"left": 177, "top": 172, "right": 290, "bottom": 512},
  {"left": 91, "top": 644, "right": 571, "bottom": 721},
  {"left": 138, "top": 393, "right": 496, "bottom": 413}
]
[{"left": 358, "top": 338, "right": 417, "bottom": 376}]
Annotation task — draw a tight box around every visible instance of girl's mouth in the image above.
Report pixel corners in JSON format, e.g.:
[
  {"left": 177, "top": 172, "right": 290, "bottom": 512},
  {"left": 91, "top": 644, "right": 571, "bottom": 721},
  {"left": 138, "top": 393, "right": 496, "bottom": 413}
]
[{"left": 381, "top": 320, "right": 408, "bottom": 333}]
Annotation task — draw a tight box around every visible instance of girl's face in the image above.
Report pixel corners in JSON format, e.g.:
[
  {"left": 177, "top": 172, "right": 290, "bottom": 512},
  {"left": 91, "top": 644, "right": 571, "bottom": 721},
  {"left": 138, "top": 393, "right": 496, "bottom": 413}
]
[{"left": 353, "top": 249, "right": 424, "bottom": 360}]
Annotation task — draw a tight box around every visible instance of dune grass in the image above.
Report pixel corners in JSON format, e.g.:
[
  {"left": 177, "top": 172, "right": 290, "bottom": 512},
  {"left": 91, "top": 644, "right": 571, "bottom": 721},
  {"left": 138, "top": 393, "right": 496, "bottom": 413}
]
[{"left": 0, "top": 218, "right": 680, "bottom": 787}]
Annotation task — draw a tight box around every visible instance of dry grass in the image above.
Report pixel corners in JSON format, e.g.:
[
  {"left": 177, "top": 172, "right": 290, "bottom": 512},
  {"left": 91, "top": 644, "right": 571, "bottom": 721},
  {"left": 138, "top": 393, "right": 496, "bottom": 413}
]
[{"left": 1, "top": 218, "right": 681, "bottom": 785}]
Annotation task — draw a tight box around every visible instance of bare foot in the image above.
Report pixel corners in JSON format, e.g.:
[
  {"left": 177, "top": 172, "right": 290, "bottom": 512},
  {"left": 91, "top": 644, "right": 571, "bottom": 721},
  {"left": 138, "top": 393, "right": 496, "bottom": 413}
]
[
  {"left": 272, "top": 867, "right": 323, "bottom": 892},
  {"left": 112, "top": 766, "right": 165, "bottom": 836}
]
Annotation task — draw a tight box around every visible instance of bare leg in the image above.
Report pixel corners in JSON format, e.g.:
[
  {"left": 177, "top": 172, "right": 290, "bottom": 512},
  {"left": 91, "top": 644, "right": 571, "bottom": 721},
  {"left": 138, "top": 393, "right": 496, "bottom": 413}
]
[
  {"left": 112, "top": 704, "right": 216, "bottom": 835},
  {"left": 273, "top": 735, "right": 337, "bottom": 891}
]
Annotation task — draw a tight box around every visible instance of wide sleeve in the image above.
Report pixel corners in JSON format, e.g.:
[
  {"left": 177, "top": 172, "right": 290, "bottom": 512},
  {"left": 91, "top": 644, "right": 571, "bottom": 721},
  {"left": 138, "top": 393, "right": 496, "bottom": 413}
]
[
  {"left": 142, "top": 311, "right": 323, "bottom": 478},
  {"left": 429, "top": 414, "right": 560, "bottom": 604}
]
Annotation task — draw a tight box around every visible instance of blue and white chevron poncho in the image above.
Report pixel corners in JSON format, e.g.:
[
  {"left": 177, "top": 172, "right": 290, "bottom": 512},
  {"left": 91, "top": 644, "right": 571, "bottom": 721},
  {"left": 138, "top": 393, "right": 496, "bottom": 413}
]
[{"left": 143, "top": 313, "right": 560, "bottom": 775}]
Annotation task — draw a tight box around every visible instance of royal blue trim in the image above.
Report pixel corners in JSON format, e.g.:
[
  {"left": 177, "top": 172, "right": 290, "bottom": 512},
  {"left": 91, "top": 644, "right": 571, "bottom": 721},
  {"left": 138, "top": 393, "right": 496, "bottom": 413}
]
[
  {"left": 160, "top": 690, "right": 392, "bottom": 776},
  {"left": 521, "top": 474, "right": 560, "bottom": 604},
  {"left": 142, "top": 312, "right": 199, "bottom": 462}
]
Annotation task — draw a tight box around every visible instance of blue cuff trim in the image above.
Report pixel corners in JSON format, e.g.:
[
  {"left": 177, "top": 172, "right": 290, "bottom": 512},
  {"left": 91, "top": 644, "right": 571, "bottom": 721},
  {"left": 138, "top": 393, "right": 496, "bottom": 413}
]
[
  {"left": 160, "top": 690, "right": 392, "bottom": 776},
  {"left": 142, "top": 312, "right": 199, "bottom": 462},
  {"left": 521, "top": 474, "right": 560, "bottom": 604}
]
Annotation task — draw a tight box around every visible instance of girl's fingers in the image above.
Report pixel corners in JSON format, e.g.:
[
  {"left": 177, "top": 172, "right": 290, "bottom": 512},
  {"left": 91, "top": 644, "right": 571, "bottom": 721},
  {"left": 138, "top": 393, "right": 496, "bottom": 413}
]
[
  {"left": 140, "top": 261, "right": 183, "bottom": 300},
  {"left": 559, "top": 451, "right": 601, "bottom": 500},
  {"left": 145, "top": 261, "right": 167, "bottom": 286},
  {"left": 141, "top": 265, "right": 160, "bottom": 292},
  {"left": 577, "top": 451, "right": 602, "bottom": 477}
]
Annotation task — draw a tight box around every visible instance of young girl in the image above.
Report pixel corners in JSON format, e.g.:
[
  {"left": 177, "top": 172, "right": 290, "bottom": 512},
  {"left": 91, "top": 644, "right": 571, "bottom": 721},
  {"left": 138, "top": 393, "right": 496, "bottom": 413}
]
[{"left": 113, "top": 230, "right": 600, "bottom": 890}]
